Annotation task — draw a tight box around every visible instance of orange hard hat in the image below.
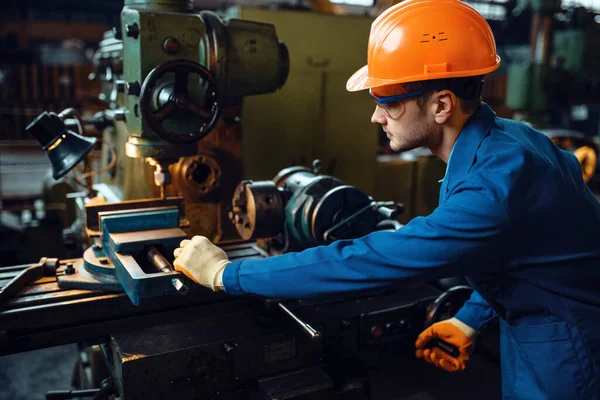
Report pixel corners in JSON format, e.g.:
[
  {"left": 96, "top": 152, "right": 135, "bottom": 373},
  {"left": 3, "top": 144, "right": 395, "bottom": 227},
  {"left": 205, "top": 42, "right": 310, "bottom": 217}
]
[{"left": 347, "top": 0, "right": 501, "bottom": 92}]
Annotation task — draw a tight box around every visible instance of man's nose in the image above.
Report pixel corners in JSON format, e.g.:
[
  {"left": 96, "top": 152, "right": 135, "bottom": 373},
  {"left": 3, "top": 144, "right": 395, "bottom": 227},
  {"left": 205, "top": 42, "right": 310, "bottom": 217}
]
[{"left": 371, "top": 106, "right": 386, "bottom": 125}]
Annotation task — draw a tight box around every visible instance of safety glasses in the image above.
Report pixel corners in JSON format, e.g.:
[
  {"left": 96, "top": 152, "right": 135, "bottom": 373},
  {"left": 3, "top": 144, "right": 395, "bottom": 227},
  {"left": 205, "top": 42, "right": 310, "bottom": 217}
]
[{"left": 369, "top": 88, "right": 427, "bottom": 119}]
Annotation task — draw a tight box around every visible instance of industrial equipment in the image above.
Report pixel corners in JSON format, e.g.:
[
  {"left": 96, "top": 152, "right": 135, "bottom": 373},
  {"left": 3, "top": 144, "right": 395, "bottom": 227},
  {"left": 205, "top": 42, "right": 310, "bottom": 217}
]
[
  {"left": 0, "top": 165, "right": 451, "bottom": 399},
  {"left": 0, "top": 1, "right": 473, "bottom": 399},
  {"left": 83, "top": 0, "right": 290, "bottom": 244},
  {"left": 230, "top": 162, "right": 403, "bottom": 253}
]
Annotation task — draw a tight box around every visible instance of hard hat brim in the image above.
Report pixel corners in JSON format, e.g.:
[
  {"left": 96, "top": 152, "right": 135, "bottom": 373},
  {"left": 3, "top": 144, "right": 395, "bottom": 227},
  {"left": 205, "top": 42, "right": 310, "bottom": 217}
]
[
  {"left": 346, "top": 56, "right": 501, "bottom": 93},
  {"left": 346, "top": 65, "right": 396, "bottom": 92}
]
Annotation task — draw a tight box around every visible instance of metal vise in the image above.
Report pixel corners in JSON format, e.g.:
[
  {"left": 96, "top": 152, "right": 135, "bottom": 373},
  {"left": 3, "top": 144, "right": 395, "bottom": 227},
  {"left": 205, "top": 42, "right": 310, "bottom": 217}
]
[{"left": 59, "top": 198, "right": 193, "bottom": 305}]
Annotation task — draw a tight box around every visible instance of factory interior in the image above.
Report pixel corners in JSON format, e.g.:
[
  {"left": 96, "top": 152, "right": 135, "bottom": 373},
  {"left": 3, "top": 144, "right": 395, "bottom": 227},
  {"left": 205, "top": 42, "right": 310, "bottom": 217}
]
[{"left": 1, "top": 0, "right": 600, "bottom": 399}]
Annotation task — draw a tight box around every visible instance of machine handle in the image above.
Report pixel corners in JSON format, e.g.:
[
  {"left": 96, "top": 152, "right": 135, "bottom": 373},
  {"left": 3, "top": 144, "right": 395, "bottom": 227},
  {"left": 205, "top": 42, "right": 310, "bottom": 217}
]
[
  {"left": 278, "top": 302, "right": 321, "bottom": 342},
  {"left": 146, "top": 247, "right": 189, "bottom": 296},
  {"left": 428, "top": 338, "right": 460, "bottom": 358},
  {"left": 46, "top": 377, "right": 113, "bottom": 400},
  {"left": 46, "top": 389, "right": 100, "bottom": 400},
  {"left": 0, "top": 258, "right": 58, "bottom": 307}
]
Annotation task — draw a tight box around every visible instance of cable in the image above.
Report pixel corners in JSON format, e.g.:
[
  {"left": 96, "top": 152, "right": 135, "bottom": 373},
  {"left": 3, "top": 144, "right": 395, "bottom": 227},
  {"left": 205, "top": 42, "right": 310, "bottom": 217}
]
[
  {"left": 57, "top": 107, "right": 84, "bottom": 138},
  {"left": 78, "top": 148, "right": 117, "bottom": 180}
]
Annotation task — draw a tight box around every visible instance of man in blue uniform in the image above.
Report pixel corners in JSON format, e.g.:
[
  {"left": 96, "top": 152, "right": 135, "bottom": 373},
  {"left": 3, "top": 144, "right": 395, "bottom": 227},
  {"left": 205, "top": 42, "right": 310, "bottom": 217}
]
[{"left": 173, "top": 0, "right": 600, "bottom": 398}]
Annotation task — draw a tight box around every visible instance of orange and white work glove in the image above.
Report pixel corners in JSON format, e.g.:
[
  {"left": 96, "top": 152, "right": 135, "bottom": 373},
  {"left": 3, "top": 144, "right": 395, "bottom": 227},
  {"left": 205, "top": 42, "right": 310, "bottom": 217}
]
[
  {"left": 173, "top": 236, "right": 230, "bottom": 292},
  {"left": 415, "top": 317, "right": 477, "bottom": 372}
]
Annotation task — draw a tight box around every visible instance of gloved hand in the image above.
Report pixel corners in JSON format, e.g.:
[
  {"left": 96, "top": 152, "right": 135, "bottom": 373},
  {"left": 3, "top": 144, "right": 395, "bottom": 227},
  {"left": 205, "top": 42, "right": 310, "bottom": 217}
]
[
  {"left": 415, "top": 317, "right": 477, "bottom": 372},
  {"left": 173, "top": 236, "right": 230, "bottom": 291}
]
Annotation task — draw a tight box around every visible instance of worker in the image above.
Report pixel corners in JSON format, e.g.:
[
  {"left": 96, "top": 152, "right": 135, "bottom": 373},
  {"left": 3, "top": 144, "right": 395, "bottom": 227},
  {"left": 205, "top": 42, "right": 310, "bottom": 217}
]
[{"left": 173, "top": 0, "right": 600, "bottom": 398}]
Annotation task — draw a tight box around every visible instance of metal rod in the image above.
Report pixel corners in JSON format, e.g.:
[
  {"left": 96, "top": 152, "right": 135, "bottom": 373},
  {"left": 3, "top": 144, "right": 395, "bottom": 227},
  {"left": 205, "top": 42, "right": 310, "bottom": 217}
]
[
  {"left": 0, "top": 265, "right": 44, "bottom": 306},
  {"left": 146, "top": 246, "right": 172, "bottom": 273},
  {"left": 278, "top": 302, "right": 321, "bottom": 341},
  {"left": 146, "top": 247, "right": 189, "bottom": 295}
]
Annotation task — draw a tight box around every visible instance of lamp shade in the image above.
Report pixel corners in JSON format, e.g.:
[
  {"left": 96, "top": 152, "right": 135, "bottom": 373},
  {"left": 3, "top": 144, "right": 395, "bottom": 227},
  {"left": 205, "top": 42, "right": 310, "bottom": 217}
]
[{"left": 26, "top": 112, "right": 97, "bottom": 180}]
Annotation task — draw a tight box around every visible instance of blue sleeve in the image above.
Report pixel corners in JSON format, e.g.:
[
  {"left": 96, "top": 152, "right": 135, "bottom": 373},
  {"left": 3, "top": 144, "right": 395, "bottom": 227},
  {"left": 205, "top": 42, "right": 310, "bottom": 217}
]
[
  {"left": 454, "top": 290, "right": 498, "bottom": 332},
  {"left": 223, "top": 181, "right": 512, "bottom": 299}
]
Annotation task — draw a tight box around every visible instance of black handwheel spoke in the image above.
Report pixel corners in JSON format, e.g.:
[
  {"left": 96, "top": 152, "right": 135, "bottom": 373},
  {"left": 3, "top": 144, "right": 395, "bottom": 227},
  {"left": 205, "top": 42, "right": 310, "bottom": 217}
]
[
  {"left": 187, "top": 100, "right": 212, "bottom": 119},
  {"left": 174, "top": 68, "right": 190, "bottom": 95},
  {"left": 139, "top": 60, "right": 220, "bottom": 144},
  {"left": 154, "top": 102, "right": 175, "bottom": 123}
]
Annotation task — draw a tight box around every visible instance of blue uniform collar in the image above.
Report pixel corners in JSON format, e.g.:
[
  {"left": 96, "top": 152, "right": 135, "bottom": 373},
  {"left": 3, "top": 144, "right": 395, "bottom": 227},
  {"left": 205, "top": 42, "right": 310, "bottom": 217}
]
[{"left": 442, "top": 103, "right": 496, "bottom": 189}]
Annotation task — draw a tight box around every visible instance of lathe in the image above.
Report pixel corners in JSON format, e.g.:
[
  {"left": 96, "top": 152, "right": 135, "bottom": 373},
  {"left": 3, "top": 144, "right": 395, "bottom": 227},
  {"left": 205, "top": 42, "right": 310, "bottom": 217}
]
[{"left": 0, "top": 1, "right": 472, "bottom": 399}]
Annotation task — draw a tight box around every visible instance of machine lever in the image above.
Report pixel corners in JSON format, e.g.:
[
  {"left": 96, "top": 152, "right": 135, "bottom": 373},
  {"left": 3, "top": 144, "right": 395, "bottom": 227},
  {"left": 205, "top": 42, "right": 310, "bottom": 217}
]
[
  {"left": 46, "top": 389, "right": 100, "bottom": 400},
  {"left": 0, "top": 258, "right": 58, "bottom": 307},
  {"left": 46, "top": 377, "right": 114, "bottom": 400},
  {"left": 428, "top": 338, "right": 460, "bottom": 358},
  {"left": 278, "top": 302, "right": 321, "bottom": 342},
  {"left": 146, "top": 247, "right": 189, "bottom": 296}
]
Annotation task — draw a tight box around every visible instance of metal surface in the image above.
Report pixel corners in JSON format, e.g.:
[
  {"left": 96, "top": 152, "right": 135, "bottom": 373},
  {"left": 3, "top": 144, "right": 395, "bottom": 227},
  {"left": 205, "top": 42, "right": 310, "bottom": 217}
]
[
  {"left": 312, "top": 185, "right": 373, "bottom": 243},
  {"left": 230, "top": 165, "right": 401, "bottom": 253},
  {"left": 109, "top": 304, "right": 322, "bottom": 399},
  {"left": 0, "top": 242, "right": 267, "bottom": 355},
  {"left": 199, "top": 11, "right": 290, "bottom": 98},
  {"left": 85, "top": 197, "right": 187, "bottom": 236},
  {"left": 230, "top": 180, "right": 285, "bottom": 240},
  {"left": 0, "top": 258, "right": 58, "bottom": 306},
  {"left": 120, "top": 5, "right": 288, "bottom": 162},
  {"left": 80, "top": 205, "right": 190, "bottom": 305},
  {"left": 170, "top": 150, "right": 223, "bottom": 198},
  {"left": 146, "top": 246, "right": 189, "bottom": 295},
  {"left": 92, "top": 3, "right": 290, "bottom": 243},
  {"left": 124, "top": 0, "right": 193, "bottom": 12},
  {"left": 138, "top": 59, "right": 220, "bottom": 145}
]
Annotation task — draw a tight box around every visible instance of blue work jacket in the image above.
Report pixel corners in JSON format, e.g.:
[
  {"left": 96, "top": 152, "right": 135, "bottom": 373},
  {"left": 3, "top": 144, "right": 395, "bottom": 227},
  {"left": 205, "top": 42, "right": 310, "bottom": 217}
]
[{"left": 223, "top": 103, "right": 600, "bottom": 399}]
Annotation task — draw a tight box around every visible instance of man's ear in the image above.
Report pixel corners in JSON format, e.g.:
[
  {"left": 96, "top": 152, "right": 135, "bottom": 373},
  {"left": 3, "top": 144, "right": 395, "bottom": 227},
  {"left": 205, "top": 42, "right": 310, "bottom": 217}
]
[{"left": 432, "top": 90, "right": 457, "bottom": 124}]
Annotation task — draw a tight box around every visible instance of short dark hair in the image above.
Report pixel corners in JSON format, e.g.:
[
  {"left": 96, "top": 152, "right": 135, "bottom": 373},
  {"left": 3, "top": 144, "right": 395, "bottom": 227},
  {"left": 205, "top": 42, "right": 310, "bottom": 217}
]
[{"left": 402, "top": 75, "right": 485, "bottom": 114}]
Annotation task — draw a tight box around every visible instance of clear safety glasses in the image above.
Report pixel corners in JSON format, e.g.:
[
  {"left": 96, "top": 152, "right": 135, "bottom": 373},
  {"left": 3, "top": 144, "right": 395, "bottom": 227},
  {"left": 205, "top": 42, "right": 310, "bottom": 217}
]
[{"left": 369, "top": 88, "right": 427, "bottom": 120}]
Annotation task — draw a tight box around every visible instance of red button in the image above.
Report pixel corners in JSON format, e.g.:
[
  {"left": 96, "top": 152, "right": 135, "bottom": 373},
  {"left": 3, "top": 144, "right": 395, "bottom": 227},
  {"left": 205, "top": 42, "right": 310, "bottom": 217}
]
[{"left": 370, "top": 325, "right": 383, "bottom": 339}]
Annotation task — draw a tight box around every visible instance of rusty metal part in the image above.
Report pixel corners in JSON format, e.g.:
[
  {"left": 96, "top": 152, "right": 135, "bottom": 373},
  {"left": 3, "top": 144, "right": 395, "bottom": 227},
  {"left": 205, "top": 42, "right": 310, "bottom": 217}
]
[
  {"left": 230, "top": 180, "right": 285, "bottom": 240},
  {"left": 172, "top": 151, "right": 222, "bottom": 198},
  {"left": 0, "top": 258, "right": 59, "bottom": 307},
  {"left": 0, "top": 243, "right": 268, "bottom": 355}
]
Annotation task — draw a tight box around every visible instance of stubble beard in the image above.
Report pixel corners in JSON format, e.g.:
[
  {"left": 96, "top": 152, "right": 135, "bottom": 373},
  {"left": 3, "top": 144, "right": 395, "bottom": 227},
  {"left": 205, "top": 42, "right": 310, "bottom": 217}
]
[{"left": 390, "top": 115, "right": 435, "bottom": 153}]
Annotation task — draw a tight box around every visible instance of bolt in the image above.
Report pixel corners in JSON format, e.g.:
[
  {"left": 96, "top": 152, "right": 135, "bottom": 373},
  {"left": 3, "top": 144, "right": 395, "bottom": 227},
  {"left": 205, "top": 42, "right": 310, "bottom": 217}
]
[
  {"left": 172, "top": 278, "right": 189, "bottom": 295},
  {"left": 126, "top": 23, "right": 139, "bottom": 39},
  {"left": 114, "top": 109, "right": 127, "bottom": 122},
  {"left": 112, "top": 25, "right": 123, "bottom": 40},
  {"left": 115, "top": 80, "right": 126, "bottom": 93},
  {"left": 162, "top": 37, "right": 180, "bottom": 55},
  {"left": 175, "top": 97, "right": 187, "bottom": 108},
  {"left": 223, "top": 343, "right": 236, "bottom": 353},
  {"left": 154, "top": 168, "right": 171, "bottom": 186},
  {"left": 65, "top": 263, "right": 75, "bottom": 275},
  {"left": 126, "top": 81, "right": 141, "bottom": 96}
]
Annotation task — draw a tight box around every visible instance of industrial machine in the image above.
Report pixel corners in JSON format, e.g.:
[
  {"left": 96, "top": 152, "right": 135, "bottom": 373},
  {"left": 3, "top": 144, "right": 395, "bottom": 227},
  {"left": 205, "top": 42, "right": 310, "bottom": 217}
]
[
  {"left": 0, "top": 1, "right": 471, "bottom": 399},
  {"left": 229, "top": 162, "right": 404, "bottom": 254}
]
